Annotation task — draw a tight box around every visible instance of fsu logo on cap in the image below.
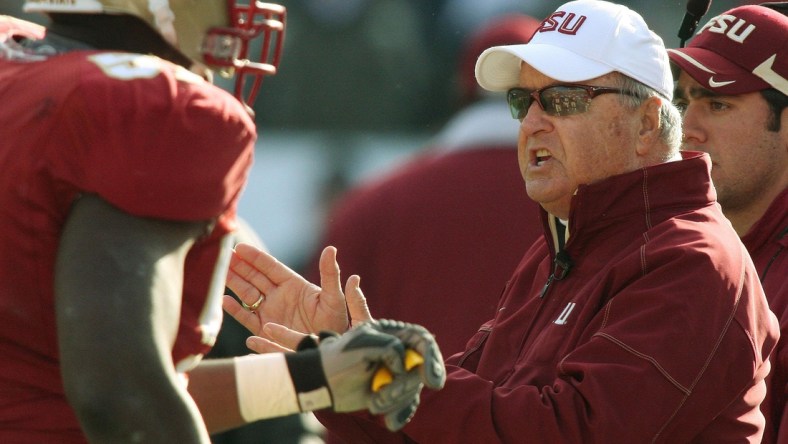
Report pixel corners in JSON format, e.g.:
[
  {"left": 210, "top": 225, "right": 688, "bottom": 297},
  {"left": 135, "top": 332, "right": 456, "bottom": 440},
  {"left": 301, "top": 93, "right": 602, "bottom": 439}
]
[
  {"left": 668, "top": 5, "right": 787, "bottom": 95},
  {"left": 538, "top": 12, "right": 587, "bottom": 35},
  {"left": 698, "top": 14, "right": 756, "bottom": 43}
]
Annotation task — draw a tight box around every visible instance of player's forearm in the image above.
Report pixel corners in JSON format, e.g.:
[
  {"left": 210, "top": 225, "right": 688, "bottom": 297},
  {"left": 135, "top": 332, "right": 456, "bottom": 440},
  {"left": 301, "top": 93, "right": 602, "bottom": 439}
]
[
  {"left": 189, "top": 355, "right": 303, "bottom": 433},
  {"left": 188, "top": 358, "right": 247, "bottom": 433}
]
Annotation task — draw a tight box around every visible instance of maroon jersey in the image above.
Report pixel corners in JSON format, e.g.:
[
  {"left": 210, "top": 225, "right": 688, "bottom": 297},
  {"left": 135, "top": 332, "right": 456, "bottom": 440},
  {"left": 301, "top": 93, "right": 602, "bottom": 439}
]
[{"left": 0, "top": 25, "right": 255, "bottom": 441}]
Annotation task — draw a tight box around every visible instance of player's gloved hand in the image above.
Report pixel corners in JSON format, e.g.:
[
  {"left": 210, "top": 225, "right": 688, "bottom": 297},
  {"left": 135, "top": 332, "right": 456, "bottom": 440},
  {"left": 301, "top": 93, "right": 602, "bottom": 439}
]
[
  {"left": 369, "top": 319, "right": 446, "bottom": 391},
  {"left": 362, "top": 319, "right": 446, "bottom": 430},
  {"left": 283, "top": 321, "right": 422, "bottom": 431}
]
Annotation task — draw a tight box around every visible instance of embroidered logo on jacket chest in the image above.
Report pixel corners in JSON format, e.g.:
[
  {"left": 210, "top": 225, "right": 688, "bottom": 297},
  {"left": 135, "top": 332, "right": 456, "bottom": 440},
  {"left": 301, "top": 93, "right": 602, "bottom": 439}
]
[{"left": 554, "top": 302, "right": 577, "bottom": 325}]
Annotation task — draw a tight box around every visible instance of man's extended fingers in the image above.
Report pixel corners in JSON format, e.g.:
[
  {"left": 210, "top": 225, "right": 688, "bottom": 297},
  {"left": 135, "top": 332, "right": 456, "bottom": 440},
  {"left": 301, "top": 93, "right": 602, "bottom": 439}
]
[
  {"left": 226, "top": 255, "right": 275, "bottom": 312},
  {"left": 262, "top": 322, "right": 309, "bottom": 351},
  {"left": 345, "top": 275, "right": 374, "bottom": 327},
  {"left": 222, "top": 295, "right": 261, "bottom": 334},
  {"left": 318, "top": 246, "right": 342, "bottom": 297},
  {"left": 246, "top": 335, "right": 294, "bottom": 354},
  {"left": 227, "top": 245, "right": 276, "bottom": 289},
  {"left": 234, "top": 243, "right": 298, "bottom": 286}
]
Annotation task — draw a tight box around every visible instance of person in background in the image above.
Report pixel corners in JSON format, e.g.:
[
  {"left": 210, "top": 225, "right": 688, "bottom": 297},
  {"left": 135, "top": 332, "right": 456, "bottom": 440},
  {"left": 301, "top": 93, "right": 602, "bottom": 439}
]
[
  {"left": 224, "top": 0, "right": 779, "bottom": 441},
  {"left": 668, "top": 4, "right": 787, "bottom": 442},
  {"left": 302, "top": 13, "right": 542, "bottom": 360},
  {"left": 0, "top": 1, "right": 443, "bottom": 442}
]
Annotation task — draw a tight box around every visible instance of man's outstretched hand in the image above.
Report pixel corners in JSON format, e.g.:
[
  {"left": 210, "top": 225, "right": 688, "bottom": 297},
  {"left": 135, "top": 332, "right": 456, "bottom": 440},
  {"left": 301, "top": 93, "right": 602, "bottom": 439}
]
[
  {"left": 223, "top": 243, "right": 446, "bottom": 430},
  {"left": 224, "top": 243, "right": 372, "bottom": 337}
]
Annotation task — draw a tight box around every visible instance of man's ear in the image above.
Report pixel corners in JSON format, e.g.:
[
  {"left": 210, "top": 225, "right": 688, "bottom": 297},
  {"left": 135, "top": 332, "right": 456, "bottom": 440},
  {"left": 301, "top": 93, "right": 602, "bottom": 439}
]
[{"left": 636, "top": 96, "right": 662, "bottom": 156}]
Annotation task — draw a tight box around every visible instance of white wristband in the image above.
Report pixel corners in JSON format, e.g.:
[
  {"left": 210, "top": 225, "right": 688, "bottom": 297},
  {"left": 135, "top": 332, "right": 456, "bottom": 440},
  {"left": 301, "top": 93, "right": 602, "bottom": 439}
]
[{"left": 234, "top": 353, "right": 301, "bottom": 422}]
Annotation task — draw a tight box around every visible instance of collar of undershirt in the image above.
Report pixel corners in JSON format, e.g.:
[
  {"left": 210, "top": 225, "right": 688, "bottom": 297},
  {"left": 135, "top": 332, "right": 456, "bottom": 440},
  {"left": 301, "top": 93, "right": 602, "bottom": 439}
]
[{"left": 548, "top": 216, "right": 570, "bottom": 254}]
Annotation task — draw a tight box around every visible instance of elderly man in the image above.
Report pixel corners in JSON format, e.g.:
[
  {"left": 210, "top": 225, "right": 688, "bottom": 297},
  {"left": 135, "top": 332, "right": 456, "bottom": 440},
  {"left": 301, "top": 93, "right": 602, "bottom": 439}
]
[{"left": 224, "top": 0, "right": 779, "bottom": 442}]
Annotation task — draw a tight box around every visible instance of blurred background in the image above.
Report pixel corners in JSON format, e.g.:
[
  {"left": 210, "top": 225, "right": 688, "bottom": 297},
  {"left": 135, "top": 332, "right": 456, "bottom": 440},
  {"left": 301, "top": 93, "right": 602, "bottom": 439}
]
[
  {"left": 235, "top": 0, "right": 757, "bottom": 271},
  {"left": 1, "top": 0, "right": 758, "bottom": 270},
  {"left": 235, "top": 0, "right": 758, "bottom": 271}
]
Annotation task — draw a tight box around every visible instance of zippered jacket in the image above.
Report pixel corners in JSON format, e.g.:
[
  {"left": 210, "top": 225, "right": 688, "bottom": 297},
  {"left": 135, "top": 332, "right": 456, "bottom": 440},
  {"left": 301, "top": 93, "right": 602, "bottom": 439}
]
[
  {"left": 747, "top": 187, "right": 788, "bottom": 444},
  {"left": 317, "top": 152, "right": 779, "bottom": 443}
]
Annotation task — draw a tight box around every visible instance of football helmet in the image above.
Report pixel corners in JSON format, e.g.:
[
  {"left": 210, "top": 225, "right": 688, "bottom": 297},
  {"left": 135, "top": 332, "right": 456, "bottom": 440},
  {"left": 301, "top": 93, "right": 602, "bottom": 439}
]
[{"left": 23, "top": 0, "right": 286, "bottom": 107}]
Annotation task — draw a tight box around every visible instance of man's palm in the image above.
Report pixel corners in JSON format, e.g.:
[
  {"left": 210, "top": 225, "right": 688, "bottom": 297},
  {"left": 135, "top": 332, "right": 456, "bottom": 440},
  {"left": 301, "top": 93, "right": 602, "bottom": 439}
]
[{"left": 224, "top": 244, "right": 362, "bottom": 336}]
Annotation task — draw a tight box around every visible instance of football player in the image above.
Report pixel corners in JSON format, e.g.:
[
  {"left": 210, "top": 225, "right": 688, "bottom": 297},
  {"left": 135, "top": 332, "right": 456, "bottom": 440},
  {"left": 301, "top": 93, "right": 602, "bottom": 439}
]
[{"left": 0, "top": 1, "right": 444, "bottom": 442}]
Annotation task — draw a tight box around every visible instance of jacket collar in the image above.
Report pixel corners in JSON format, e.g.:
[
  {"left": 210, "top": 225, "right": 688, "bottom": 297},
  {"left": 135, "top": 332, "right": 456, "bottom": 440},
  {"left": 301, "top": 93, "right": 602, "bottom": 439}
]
[
  {"left": 540, "top": 151, "right": 715, "bottom": 252},
  {"left": 741, "top": 187, "right": 788, "bottom": 252}
]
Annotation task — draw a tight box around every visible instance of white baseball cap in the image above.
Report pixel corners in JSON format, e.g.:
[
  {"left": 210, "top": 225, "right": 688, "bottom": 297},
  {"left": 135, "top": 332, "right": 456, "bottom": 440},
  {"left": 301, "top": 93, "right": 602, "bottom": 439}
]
[{"left": 475, "top": 0, "right": 673, "bottom": 100}]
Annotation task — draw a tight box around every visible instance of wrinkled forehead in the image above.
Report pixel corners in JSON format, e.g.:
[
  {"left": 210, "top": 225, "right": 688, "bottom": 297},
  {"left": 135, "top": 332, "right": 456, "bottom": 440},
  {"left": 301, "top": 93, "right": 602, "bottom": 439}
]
[
  {"left": 517, "top": 60, "right": 555, "bottom": 87},
  {"left": 518, "top": 60, "right": 620, "bottom": 88}
]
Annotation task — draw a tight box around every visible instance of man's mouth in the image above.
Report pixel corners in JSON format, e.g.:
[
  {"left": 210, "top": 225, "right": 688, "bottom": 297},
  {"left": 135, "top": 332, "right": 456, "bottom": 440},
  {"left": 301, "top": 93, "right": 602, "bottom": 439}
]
[{"left": 535, "top": 149, "right": 552, "bottom": 166}]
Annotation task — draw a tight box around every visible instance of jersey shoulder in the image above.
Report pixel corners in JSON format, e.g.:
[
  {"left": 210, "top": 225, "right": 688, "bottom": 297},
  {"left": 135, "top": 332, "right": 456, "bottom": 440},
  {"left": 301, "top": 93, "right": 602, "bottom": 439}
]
[{"left": 3, "top": 50, "right": 256, "bottom": 221}]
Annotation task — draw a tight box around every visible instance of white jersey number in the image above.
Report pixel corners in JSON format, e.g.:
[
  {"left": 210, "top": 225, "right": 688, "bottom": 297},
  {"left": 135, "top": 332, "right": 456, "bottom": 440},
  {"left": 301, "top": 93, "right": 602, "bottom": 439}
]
[{"left": 88, "top": 52, "right": 202, "bottom": 84}]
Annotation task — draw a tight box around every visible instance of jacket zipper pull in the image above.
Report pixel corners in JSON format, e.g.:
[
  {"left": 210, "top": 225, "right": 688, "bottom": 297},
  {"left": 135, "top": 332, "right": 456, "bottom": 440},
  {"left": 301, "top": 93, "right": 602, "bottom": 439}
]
[
  {"left": 539, "top": 274, "right": 554, "bottom": 299},
  {"left": 539, "top": 251, "right": 573, "bottom": 299}
]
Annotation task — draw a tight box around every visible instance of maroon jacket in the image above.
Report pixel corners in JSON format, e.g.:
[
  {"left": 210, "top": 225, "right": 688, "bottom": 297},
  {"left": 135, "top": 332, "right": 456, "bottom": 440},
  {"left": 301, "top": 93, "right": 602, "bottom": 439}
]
[
  {"left": 318, "top": 152, "right": 779, "bottom": 443},
  {"left": 748, "top": 188, "right": 788, "bottom": 444}
]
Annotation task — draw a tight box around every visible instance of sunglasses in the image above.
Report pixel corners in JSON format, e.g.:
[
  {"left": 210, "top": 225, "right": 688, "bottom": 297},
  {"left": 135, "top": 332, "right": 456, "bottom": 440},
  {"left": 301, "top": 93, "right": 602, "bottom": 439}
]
[{"left": 507, "top": 84, "right": 636, "bottom": 120}]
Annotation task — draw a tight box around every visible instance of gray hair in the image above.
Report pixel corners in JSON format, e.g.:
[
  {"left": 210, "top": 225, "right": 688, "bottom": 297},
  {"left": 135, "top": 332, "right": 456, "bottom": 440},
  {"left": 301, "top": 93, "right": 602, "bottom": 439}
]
[{"left": 613, "top": 74, "right": 683, "bottom": 158}]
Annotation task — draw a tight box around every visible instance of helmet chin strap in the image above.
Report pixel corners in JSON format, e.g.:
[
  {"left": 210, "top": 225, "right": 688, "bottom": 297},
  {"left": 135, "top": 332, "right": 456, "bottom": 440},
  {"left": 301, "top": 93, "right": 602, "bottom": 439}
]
[{"left": 147, "top": 0, "right": 177, "bottom": 47}]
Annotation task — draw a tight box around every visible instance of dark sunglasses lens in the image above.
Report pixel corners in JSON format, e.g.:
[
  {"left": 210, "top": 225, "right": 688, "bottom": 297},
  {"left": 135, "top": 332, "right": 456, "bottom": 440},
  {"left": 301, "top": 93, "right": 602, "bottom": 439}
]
[
  {"left": 507, "top": 89, "right": 531, "bottom": 120},
  {"left": 540, "top": 87, "right": 592, "bottom": 116}
]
